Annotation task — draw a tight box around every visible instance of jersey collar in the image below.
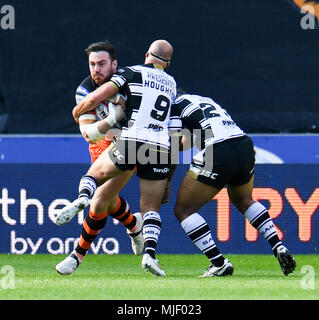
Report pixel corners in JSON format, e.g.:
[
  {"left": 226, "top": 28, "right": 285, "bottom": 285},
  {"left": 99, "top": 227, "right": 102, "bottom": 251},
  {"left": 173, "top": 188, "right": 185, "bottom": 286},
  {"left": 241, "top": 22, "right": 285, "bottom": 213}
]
[{"left": 144, "top": 63, "right": 164, "bottom": 70}]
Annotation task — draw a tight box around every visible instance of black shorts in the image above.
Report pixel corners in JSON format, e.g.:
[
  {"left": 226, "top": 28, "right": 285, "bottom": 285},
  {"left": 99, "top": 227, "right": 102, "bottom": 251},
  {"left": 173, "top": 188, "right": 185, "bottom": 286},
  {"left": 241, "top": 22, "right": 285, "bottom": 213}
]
[
  {"left": 108, "top": 138, "right": 171, "bottom": 180},
  {"left": 188, "top": 135, "right": 255, "bottom": 189}
]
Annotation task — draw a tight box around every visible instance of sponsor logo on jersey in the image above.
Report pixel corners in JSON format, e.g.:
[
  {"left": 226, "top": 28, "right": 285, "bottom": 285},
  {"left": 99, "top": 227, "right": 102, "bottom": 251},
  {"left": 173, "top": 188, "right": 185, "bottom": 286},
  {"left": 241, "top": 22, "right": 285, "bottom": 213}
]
[
  {"left": 222, "top": 120, "right": 235, "bottom": 127},
  {"left": 145, "top": 123, "right": 164, "bottom": 131}
]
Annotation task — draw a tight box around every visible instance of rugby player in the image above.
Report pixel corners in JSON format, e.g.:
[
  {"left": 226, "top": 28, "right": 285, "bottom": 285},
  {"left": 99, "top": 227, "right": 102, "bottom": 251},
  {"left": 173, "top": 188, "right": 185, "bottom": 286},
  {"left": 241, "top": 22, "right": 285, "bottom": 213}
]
[
  {"left": 55, "top": 41, "right": 143, "bottom": 275},
  {"left": 56, "top": 40, "right": 177, "bottom": 276},
  {"left": 168, "top": 93, "right": 296, "bottom": 277}
]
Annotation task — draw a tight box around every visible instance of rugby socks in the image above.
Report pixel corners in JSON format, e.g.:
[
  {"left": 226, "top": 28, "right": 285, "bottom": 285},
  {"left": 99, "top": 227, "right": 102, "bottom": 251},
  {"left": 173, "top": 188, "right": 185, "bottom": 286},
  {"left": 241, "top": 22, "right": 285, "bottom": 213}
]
[
  {"left": 78, "top": 175, "right": 97, "bottom": 199},
  {"left": 73, "top": 196, "right": 137, "bottom": 259},
  {"left": 245, "top": 201, "right": 282, "bottom": 255},
  {"left": 75, "top": 209, "right": 108, "bottom": 259},
  {"left": 143, "top": 211, "right": 161, "bottom": 259},
  {"left": 181, "top": 213, "right": 225, "bottom": 267},
  {"left": 109, "top": 196, "right": 137, "bottom": 232},
  {"left": 79, "top": 175, "right": 136, "bottom": 231}
]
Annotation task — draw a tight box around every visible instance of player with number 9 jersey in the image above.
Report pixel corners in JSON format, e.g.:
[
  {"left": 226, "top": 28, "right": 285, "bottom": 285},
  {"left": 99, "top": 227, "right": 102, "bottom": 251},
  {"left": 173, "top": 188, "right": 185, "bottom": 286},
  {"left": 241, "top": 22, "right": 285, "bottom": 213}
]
[{"left": 110, "top": 64, "right": 177, "bottom": 152}]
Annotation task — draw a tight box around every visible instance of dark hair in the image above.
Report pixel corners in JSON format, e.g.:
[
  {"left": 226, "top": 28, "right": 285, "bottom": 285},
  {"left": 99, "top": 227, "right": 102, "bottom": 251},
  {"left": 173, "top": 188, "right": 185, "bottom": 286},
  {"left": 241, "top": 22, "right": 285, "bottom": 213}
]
[{"left": 85, "top": 40, "right": 117, "bottom": 61}]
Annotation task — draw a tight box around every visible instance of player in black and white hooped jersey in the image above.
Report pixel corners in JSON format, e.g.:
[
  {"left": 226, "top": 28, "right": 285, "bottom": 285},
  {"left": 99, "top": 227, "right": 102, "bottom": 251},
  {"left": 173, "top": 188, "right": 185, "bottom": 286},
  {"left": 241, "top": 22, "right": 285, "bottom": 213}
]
[
  {"left": 167, "top": 93, "right": 296, "bottom": 277},
  {"left": 169, "top": 94, "right": 245, "bottom": 169},
  {"left": 110, "top": 63, "right": 176, "bottom": 152},
  {"left": 58, "top": 39, "right": 177, "bottom": 277}
]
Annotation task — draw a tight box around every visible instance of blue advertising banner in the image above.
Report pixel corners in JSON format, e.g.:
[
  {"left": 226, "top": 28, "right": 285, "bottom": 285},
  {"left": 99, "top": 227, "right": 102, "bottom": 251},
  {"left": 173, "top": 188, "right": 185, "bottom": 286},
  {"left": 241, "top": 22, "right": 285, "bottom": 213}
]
[
  {"left": 0, "top": 135, "right": 318, "bottom": 255},
  {"left": 1, "top": 134, "right": 319, "bottom": 164}
]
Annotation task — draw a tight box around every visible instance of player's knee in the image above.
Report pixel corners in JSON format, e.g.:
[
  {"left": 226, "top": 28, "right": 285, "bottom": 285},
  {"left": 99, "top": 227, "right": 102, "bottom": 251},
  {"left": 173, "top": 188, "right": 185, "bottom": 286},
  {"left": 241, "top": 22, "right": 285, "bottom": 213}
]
[
  {"left": 140, "top": 194, "right": 162, "bottom": 213},
  {"left": 233, "top": 198, "right": 255, "bottom": 214},
  {"left": 174, "top": 202, "right": 191, "bottom": 222},
  {"left": 87, "top": 165, "right": 108, "bottom": 184},
  {"left": 90, "top": 197, "right": 109, "bottom": 214}
]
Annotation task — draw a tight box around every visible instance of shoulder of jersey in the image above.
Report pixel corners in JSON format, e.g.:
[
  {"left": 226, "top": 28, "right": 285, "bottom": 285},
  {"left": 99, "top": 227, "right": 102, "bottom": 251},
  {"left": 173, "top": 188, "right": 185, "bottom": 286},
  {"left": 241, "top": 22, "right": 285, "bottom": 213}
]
[
  {"left": 76, "top": 75, "right": 96, "bottom": 94},
  {"left": 116, "top": 65, "right": 141, "bottom": 73},
  {"left": 175, "top": 94, "right": 192, "bottom": 103},
  {"left": 116, "top": 67, "right": 126, "bottom": 74}
]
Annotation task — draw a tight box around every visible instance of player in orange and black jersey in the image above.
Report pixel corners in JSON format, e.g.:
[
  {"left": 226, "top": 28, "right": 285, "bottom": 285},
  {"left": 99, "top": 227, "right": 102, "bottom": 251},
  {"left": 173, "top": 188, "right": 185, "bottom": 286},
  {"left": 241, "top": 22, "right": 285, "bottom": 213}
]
[{"left": 55, "top": 41, "right": 143, "bottom": 275}]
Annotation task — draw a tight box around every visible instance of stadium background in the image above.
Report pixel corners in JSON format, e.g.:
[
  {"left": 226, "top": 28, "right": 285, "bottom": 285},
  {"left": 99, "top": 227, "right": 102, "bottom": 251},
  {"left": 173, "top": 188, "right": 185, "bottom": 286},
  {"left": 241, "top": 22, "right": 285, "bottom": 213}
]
[{"left": 0, "top": 0, "right": 318, "bottom": 256}]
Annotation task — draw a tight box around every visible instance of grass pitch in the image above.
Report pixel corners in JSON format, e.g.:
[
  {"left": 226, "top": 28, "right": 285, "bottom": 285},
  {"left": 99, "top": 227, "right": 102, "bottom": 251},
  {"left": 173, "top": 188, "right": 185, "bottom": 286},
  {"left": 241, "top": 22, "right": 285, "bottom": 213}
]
[{"left": 0, "top": 254, "right": 318, "bottom": 300}]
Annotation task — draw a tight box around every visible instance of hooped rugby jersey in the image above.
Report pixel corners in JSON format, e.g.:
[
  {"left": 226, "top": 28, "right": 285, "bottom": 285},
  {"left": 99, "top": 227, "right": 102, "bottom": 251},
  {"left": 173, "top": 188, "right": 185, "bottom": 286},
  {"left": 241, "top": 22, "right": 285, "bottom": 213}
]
[
  {"left": 75, "top": 75, "right": 121, "bottom": 162},
  {"left": 169, "top": 94, "right": 245, "bottom": 150},
  {"left": 110, "top": 64, "right": 177, "bottom": 150}
]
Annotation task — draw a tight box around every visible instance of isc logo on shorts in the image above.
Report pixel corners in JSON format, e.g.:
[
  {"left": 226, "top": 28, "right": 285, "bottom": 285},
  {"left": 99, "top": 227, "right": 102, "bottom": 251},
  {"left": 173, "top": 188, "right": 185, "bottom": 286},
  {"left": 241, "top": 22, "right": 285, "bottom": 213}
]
[
  {"left": 112, "top": 147, "right": 124, "bottom": 161},
  {"left": 191, "top": 166, "right": 218, "bottom": 180},
  {"left": 200, "top": 170, "right": 218, "bottom": 179}
]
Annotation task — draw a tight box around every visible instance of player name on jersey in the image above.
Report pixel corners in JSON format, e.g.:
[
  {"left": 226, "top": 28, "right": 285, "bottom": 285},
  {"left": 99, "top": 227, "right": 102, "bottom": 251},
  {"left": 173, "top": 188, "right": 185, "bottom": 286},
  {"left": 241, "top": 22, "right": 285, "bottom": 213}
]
[{"left": 144, "top": 71, "right": 176, "bottom": 100}]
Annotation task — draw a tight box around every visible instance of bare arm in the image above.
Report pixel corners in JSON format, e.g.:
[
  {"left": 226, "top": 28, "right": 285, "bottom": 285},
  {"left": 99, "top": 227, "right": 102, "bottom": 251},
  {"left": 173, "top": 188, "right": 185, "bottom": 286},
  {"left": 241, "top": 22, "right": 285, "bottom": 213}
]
[
  {"left": 79, "top": 104, "right": 125, "bottom": 143},
  {"left": 72, "top": 81, "right": 119, "bottom": 123}
]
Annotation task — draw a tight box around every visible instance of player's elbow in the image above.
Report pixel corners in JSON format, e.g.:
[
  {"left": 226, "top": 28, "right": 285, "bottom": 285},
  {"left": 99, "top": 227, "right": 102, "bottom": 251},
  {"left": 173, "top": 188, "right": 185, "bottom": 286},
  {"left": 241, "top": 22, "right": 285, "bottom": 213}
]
[{"left": 72, "top": 106, "right": 78, "bottom": 119}]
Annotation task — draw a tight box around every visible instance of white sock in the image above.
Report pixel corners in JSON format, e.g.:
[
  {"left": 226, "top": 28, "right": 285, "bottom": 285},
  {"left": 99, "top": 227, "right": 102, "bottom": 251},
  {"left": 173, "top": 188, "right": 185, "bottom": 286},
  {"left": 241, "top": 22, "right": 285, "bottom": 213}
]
[
  {"left": 245, "top": 202, "right": 282, "bottom": 253},
  {"left": 181, "top": 213, "right": 224, "bottom": 267},
  {"left": 143, "top": 211, "right": 161, "bottom": 259}
]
